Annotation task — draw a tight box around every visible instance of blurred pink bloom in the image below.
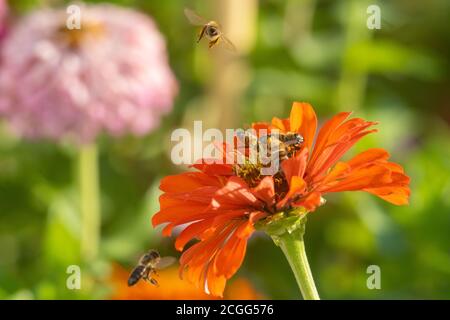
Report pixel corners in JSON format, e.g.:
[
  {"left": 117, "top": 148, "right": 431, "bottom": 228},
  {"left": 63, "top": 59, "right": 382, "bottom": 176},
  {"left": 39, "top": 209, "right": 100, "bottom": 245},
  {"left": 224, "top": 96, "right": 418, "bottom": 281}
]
[
  {"left": 0, "top": 4, "right": 177, "bottom": 142},
  {"left": 0, "top": 0, "right": 7, "bottom": 39}
]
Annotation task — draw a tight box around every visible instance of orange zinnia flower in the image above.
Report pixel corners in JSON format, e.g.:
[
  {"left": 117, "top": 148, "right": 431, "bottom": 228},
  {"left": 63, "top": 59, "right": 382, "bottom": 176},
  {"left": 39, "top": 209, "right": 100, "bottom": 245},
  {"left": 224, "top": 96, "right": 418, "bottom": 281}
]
[{"left": 152, "top": 102, "right": 410, "bottom": 297}]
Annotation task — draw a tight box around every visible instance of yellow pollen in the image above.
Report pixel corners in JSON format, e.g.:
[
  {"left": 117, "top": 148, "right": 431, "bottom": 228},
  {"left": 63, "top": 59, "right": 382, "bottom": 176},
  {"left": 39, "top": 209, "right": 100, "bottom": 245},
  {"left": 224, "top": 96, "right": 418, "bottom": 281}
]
[
  {"left": 234, "top": 162, "right": 263, "bottom": 188},
  {"left": 57, "top": 21, "right": 105, "bottom": 48}
]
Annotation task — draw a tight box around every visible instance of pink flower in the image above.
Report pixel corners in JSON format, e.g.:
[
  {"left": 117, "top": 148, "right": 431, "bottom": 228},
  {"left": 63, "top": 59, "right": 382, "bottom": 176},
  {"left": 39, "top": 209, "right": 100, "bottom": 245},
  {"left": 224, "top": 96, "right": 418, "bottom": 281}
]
[
  {"left": 0, "top": 4, "right": 177, "bottom": 142},
  {"left": 0, "top": 0, "right": 7, "bottom": 40}
]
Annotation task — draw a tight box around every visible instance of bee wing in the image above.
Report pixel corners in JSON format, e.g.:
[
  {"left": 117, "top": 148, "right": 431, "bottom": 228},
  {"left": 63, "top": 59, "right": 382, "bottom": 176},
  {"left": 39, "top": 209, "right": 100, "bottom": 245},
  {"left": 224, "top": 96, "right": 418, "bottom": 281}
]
[
  {"left": 235, "top": 129, "right": 260, "bottom": 161},
  {"left": 259, "top": 134, "right": 281, "bottom": 154},
  {"left": 236, "top": 129, "right": 258, "bottom": 144},
  {"left": 184, "top": 8, "right": 208, "bottom": 26},
  {"left": 235, "top": 130, "right": 247, "bottom": 143},
  {"left": 258, "top": 134, "right": 270, "bottom": 145},
  {"left": 218, "top": 35, "right": 237, "bottom": 52},
  {"left": 155, "top": 256, "right": 176, "bottom": 270}
]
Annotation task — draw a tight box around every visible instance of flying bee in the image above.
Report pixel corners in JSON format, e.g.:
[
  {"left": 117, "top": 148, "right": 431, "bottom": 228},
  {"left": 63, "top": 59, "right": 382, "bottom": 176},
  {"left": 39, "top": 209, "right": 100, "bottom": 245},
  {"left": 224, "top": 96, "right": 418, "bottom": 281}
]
[
  {"left": 127, "top": 249, "right": 176, "bottom": 287},
  {"left": 184, "top": 8, "right": 236, "bottom": 52}
]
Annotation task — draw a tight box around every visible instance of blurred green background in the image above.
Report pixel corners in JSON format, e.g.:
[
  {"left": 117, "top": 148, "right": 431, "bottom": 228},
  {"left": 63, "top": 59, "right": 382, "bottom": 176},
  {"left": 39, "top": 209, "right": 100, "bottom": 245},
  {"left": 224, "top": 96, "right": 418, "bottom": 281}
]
[{"left": 1, "top": 0, "right": 449, "bottom": 299}]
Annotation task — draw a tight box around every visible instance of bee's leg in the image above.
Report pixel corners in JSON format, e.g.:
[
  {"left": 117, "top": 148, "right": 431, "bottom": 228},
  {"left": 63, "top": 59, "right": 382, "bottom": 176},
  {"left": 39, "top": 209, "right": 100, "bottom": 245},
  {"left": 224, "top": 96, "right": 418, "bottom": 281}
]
[
  {"left": 197, "top": 26, "right": 207, "bottom": 43},
  {"left": 141, "top": 273, "right": 157, "bottom": 287},
  {"left": 149, "top": 278, "right": 159, "bottom": 287},
  {"left": 209, "top": 37, "right": 219, "bottom": 48},
  {"left": 141, "top": 268, "right": 152, "bottom": 283}
]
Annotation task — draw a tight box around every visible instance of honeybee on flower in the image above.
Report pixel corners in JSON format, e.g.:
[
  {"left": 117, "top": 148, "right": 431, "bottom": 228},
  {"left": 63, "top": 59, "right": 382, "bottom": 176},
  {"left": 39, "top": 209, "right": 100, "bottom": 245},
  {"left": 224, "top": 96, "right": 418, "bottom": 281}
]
[{"left": 152, "top": 102, "right": 410, "bottom": 298}]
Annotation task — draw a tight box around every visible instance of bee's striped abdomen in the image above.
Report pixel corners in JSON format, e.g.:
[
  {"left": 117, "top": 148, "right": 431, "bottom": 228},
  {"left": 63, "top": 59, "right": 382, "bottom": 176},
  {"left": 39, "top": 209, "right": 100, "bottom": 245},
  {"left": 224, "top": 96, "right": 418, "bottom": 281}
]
[{"left": 127, "top": 265, "right": 146, "bottom": 286}]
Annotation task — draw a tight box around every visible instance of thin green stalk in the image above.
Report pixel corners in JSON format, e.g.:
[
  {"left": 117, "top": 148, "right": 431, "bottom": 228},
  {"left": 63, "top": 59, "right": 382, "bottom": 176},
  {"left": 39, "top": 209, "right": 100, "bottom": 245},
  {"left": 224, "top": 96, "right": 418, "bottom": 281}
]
[
  {"left": 78, "top": 143, "right": 101, "bottom": 262},
  {"left": 274, "top": 227, "right": 320, "bottom": 300}
]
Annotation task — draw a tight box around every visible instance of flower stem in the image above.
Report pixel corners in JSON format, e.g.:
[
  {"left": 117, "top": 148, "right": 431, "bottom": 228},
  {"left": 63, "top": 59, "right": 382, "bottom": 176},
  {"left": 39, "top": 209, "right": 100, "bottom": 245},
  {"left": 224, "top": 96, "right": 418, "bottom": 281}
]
[
  {"left": 78, "top": 143, "right": 101, "bottom": 262},
  {"left": 274, "top": 225, "right": 320, "bottom": 300}
]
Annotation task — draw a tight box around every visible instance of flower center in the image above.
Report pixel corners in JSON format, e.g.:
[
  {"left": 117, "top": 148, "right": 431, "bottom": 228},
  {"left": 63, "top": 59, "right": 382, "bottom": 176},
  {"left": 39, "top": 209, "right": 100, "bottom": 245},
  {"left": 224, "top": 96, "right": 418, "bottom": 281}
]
[
  {"left": 233, "top": 161, "right": 262, "bottom": 188},
  {"left": 273, "top": 172, "right": 289, "bottom": 199},
  {"left": 57, "top": 21, "right": 105, "bottom": 48},
  {"left": 233, "top": 161, "right": 289, "bottom": 204}
]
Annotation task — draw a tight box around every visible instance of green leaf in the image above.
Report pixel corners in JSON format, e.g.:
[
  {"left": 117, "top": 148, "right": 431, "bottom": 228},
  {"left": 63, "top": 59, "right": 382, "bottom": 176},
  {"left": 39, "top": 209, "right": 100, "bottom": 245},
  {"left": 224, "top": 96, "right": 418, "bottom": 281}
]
[{"left": 346, "top": 40, "right": 444, "bottom": 80}]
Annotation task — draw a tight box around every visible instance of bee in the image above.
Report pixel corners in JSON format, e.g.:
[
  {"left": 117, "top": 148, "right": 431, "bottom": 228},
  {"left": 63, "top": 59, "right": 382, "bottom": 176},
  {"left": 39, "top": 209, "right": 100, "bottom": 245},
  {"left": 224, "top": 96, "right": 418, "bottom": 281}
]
[
  {"left": 127, "top": 249, "right": 176, "bottom": 287},
  {"left": 236, "top": 131, "right": 304, "bottom": 162},
  {"left": 184, "top": 8, "right": 236, "bottom": 52},
  {"left": 259, "top": 132, "right": 304, "bottom": 160}
]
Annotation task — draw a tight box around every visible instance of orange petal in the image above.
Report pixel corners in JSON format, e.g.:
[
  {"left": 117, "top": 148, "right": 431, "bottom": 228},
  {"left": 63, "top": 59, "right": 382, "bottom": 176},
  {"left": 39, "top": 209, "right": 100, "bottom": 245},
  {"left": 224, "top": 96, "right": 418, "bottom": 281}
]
[
  {"left": 321, "top": 162, "right": 351, "bottom": 184},
  {"left": 175, "top": 219, "right": 215, "bottom": 251},
  {"left": 158, "top": 210, "right": 233, "bottom": 237},
  {"left": 308, "top": 112, "right": 351, "bottom": 168},
  {"left": 191, "top": 163, "right": 235, "bottom": 175},
  {"left": 248, "top": 210, "right": 268, "bottom": 224},
  {"left": 290, "top": 102, "right": 317, "bottom": 151},
  {"left": 307, "top": 127, "right": 377, "bottom": 182},
  {"left": 252, "top": 176, "right": 275, "bottom": 206},
  {"left": 320, "top": 166, "right": 392, "bottom": 192},
  {"left": 160, "top": 172, "right": 221, "bottom": 193},
  {"left": 281, "top": 148, "right": 309, "bottom": 182},
  {"left": 271, "top": 117, "right": 290, "bottom": 131},
  {"left": 363, "top": 170, "right": 410, "bottom": 205},
  {"left": 277, "top": 176, "right": 307, "bottom": 209},
  {"left": 152, "top": 203, "right": 210, "bottom": 227},
  {"left": 212, "top": 176, "right": 261, "bottom": 209},
  {"left": 207, "top": 264, "right": 227, "bottom": 297},
  {"left": 182, "top": 222, "right": 235, "bottom": 268},
  {"left": 365, "top": 187, "right": 410, "bottom": 205},
  {"left": 252, "top": 122, "right": 271, "bottom": 133},
  {"left": 160, "top": 186, "right": 219, "bottom": 205},
  {"left": 294, "top": 191, "right": 322, "bottom": 212},
  {"left": 381, "top": 162, "right": 405, "bottom": 173},
  {"left": 346, "top": 148, "right": 390, "bottom": 169},
  {"left": 289, "top": 102, "right": 304, "bottom": 132},
  {"left": 215, "top": 230, "right": 248, "bottom": 278},
  {"left": 181, "top": 221, "right": 239, "bottom": 297}
]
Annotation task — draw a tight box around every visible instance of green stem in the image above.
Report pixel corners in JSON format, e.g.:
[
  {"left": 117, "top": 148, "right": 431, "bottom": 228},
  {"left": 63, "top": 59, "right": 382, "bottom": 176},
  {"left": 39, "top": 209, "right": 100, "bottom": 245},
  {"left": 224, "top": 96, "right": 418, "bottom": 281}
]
[
  {"left": 78, "top": 143, "right": 101, "bottom": 262},
  {"left": 274, "top": 227, "right": 320, "bottom": 300}
]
